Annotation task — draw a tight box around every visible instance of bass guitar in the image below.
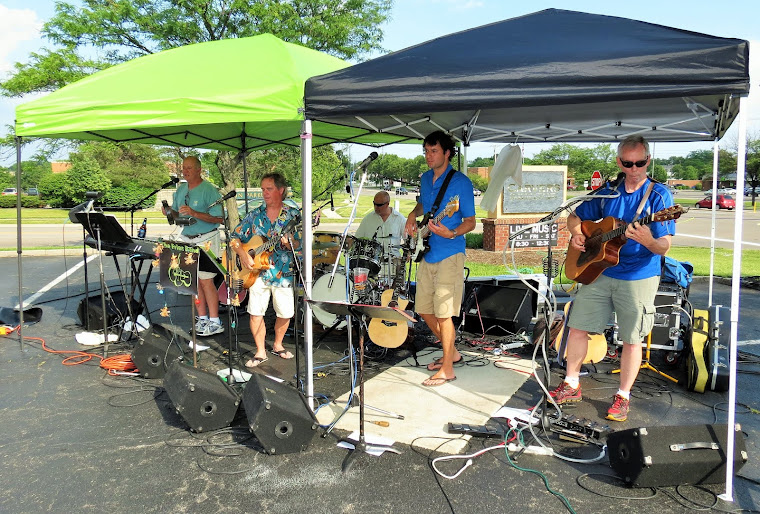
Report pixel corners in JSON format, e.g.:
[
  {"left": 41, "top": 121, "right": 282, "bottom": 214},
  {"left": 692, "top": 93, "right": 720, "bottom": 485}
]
[
  {"left": 564, "top": 205, "right": 686, "bottom": 285},
  {"left": 224, "top": 219, "right": 300, "bottom": 291},
  {"left": 553, "top": 301, "right": 607, "bottom": 364},
  {"left": 411, "top": 197, "right": 460, "bottom": 262},
  {"left": 367, "top": 238, "right": 412, "bottom": 348}
]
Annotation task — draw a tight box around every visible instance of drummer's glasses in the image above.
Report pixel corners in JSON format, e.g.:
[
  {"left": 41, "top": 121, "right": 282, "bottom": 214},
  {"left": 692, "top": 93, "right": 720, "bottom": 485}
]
[
  {"left": 619, "top": 156, "right": 649, "bottom": 168},
  {"left": 373, "top": 201, "right": 388, "bottom": 207}
]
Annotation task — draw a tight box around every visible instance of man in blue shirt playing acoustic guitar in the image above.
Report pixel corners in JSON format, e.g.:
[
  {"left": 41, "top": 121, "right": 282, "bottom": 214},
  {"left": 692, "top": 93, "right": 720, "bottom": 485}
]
[
  {"left": 552, "top": 135, "right": 676, "bottom": 422},
  {"left": 405, "top": 131, "right": 476, "bottom": 387}
]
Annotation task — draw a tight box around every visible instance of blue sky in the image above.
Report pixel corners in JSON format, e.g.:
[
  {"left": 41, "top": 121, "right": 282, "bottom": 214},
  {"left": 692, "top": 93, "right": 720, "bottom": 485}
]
[{"left": 1, "top": 0, "right": 758, "bottom": 165}]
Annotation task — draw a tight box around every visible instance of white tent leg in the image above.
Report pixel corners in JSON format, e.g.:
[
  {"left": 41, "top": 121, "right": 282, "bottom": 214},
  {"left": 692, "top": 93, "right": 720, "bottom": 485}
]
[
  {"left": 708, "top": 140, "right": 719, "bottom": 306},
  {"left": 15, "top": 136, "right": 24, "bottom": 350},
  {"left": 719, "top": 96, "right": 748, "bottom": 503},
  {"left": 301, "top": 119, "right": 315, "bottom": 409}
]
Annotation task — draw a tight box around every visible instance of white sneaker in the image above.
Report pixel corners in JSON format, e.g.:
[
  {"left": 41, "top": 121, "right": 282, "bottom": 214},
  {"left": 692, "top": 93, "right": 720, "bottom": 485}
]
[
  {"left": 194, "top": 318, "right": 208, "bottom": 333},
  {"left": 198, "top": 320, "right": 224, "bottom": 337}
]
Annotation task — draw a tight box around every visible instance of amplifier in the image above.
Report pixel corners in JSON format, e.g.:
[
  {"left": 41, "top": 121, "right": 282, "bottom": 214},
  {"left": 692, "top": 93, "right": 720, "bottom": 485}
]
[{"left": 650, "top": 282, "right": 688, "bottom": 351}]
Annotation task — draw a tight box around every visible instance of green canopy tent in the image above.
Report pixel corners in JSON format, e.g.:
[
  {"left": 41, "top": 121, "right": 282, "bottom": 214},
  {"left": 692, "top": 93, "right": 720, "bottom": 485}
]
[{"left": 14, "top": 34, "right": 403, "bottom": 403}]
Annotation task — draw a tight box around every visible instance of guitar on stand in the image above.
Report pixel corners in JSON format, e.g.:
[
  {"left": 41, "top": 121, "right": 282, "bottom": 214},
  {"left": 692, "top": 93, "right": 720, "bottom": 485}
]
[
  {"left": 564, "top": 205, "right": 686, "bottom": 284},
  {"left": 410, "top": 197, "right": 460, "bottom": 263},
  {"left": 368, "top": 238, "right": 413, "bottom": 348}
]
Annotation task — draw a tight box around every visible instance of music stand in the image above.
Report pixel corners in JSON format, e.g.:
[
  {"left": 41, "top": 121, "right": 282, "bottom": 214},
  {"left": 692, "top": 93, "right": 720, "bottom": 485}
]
[{"left": 307, "top": 299, "right": 413, "bottom": 472}]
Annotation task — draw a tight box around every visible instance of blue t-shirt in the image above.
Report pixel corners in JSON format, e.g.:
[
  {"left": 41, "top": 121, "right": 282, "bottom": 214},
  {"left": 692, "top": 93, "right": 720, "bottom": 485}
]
[
  {"left": 172, "top": 180, "right": 223, "bottom": 236},
  {"left": 419, "top": 165, "right": 476, "bottom": 263},
  {"left": 573, "top": 178, "right": 675, "bottom": 280}
]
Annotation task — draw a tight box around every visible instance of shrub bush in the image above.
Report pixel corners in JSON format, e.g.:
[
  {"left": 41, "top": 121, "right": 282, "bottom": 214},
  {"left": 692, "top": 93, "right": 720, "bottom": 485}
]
[
  {"left": 0, "top": 195, "right": 18, "bottom": 208},
  {"left": 465, "top": 232, "right": 483, "bottom": 249},
  {"left": 103, "top": 186, "right": 156, "bottom": 209}
]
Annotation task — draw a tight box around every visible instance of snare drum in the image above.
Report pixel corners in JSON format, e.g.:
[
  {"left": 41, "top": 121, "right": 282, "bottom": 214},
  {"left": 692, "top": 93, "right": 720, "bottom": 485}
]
[
  {"left": 349, "top": 238, "right": 383, "bottom": 275},
  {"left": 311, "top": 271, "right": 354, "bottom": 329}
]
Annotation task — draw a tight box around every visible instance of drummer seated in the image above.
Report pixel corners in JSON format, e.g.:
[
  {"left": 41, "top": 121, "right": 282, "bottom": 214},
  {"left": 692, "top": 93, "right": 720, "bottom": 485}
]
[{"left": 354, "top": 191, "right": 406, "bottom": 278}]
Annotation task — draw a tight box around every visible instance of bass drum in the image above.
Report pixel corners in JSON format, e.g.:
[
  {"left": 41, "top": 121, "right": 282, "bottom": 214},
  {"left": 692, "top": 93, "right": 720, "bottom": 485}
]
[{"left": 311, "top": 272, "right": 354, "bottom": 329}]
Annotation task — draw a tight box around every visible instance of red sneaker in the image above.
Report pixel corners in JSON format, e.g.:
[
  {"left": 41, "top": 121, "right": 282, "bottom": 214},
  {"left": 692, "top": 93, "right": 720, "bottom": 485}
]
[
  {"left": 606, "top": 394, "right": 630, "bottom": 422},
  {"left": 549, "top": 382, "right": 582, "bottom": 405}
]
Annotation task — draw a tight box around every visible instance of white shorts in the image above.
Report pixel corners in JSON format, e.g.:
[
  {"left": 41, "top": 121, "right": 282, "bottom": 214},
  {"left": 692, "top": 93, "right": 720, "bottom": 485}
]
[{"left": 247, "top": 279, "right": 295, "bottom": 318}]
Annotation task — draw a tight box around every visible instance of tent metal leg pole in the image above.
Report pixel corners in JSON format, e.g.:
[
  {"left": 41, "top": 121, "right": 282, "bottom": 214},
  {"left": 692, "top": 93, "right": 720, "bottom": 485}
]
[
  {"left": 301, "top": 119, "right": 315, "bottom": 409},
  {"left": 719, "top": 96, "right": 748, "bottom": 503},
  {"left": 15, "top": 137, "right": 24, "bottom": 350}
]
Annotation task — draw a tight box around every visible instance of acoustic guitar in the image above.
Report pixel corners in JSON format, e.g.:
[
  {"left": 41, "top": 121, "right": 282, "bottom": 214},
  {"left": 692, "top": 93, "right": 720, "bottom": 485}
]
[
  {"left": 224, "top": 220, "right": 301, "bottom": 291},
  {"left": 411, "top": 197, "right": 460, "bottom": 262},
  {"left": 553, "top": 301, "right": 608, "bottom": 364},
  {"left": 564, "top": 205, "right": 686, "bottom": 285},
  {"left": 367, "top": 238, "right": 412, "bottom": 348}
]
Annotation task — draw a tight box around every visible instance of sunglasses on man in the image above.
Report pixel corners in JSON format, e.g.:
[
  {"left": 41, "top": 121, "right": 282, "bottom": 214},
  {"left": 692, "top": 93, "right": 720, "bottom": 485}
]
[
  {"left": 620, "top": 156, "right": 649, "bottom": 168},
  {"left": 373, "top": 201, "right": 389, "bottom": 207}
]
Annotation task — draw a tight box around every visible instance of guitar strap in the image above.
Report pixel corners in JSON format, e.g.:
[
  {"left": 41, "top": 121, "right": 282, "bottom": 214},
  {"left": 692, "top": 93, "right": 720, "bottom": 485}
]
[
  {"left": 633, "top": 180, "right": 655, "bottom": 221},
  {"left": 429, "top": 168, "right": 457, "bottom": 218}
]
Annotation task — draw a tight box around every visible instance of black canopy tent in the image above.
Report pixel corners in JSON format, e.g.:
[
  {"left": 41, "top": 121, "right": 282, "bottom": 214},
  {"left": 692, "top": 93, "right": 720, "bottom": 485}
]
[
  {"left": 305, "top": 8, "right": 748, "bottom": 145},
  {"left": 304, "top": 8, "right": 751, "bottom": 498}
]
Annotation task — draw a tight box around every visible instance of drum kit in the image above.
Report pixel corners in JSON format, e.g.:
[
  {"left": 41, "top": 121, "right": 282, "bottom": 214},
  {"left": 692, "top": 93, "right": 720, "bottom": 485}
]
[{"left": 310, "top": 232, "right": 410, "bottom": 331}]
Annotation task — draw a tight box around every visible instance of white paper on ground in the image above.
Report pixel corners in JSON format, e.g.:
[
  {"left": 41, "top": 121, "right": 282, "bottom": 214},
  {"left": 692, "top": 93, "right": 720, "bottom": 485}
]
[
  {"left": 187, "top": 341, "right": 210, "bottom": 352},
  {"left": 75, "top": 332, "right": 119, "bottom": 346},
  {"left": 216, "top": 368, "right": 252, "bottom": 383},
  {"left": 338, "top": 431, "right": 396, "bottom": 456},
  {"left": 492, "top": 406, "right": 539, "bottom": 425},
  {"left": 123, "top": 315, "right": 150, "bottom": 333}
]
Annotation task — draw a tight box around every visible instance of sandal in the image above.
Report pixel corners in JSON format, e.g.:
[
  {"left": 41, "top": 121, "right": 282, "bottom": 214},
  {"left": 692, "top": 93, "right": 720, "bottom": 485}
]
[
  {"left": 271, "top": 349, "right": 294, "bottom": 360},
  {"left": 245, "top": 356, "right": 268, "bottom": 368},
  {"left": 426, "top": 355, "right": 463, "bottom": 371},
  {"left": 422, "top": 376, "right": 457, "bottom": 387}
]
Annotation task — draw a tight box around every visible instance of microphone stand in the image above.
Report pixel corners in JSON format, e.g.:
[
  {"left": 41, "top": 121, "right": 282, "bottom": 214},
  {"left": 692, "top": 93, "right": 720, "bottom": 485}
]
[
  {"left": 218, "top": 201, "right": 239, "bottom": 384},
  {"left": 128, "top": 184, "right": 173, "bottom": 237}
]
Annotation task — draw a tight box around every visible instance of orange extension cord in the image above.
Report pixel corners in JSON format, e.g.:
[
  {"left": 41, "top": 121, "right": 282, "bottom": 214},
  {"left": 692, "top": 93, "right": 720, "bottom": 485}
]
[{"left": 1, "top": 325, "right": 138, "bottom": 375}]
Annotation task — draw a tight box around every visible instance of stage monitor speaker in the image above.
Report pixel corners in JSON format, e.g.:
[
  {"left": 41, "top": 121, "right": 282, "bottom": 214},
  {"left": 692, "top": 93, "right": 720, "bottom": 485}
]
[
  {"left": 163, "top": 361, "right": 240, "bottom": 433},
  {"left": 607, "top": 424, "right": 748, "bottom": 488},
  {"left": 77, "top": 291, "right": 140, "bottom": 331},
  {"left": 130, "top": 325, "right": 186, "bottom": 379},
  {"left": 456, "top": 280, "right": 537, "bottom": 334},
  {"left": 242, "top": 373, "right": 318, "bottom": 455}
]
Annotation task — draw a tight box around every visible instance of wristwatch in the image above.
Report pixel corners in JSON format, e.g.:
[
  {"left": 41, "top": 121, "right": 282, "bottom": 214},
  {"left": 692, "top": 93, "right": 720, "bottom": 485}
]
[{"left": 450, "top": 228, "right": 458, "bottom": 239}]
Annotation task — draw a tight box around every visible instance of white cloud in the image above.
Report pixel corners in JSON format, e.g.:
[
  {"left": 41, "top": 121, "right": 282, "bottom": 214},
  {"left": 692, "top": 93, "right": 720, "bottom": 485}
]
[{"left": 0, "top": 5, "right": 43, "bottom": 76}]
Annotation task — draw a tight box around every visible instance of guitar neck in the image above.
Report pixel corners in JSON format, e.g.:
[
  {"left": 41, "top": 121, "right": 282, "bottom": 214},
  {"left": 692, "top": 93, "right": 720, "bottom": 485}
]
[
  {"left": 600, "top": 212, "right": 657, "bottom": 243},
  {"left": 418, "top": 209, "right": 448, "bottom": 238}
]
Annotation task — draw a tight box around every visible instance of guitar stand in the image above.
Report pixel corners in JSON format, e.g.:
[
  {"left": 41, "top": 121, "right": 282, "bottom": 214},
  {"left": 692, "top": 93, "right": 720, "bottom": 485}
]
[
  {"left": 611, "top": 332, "right": 678, "bottom": 383},
  {"left": 307, "top": 300, "right": 413, "bottom": 472}
]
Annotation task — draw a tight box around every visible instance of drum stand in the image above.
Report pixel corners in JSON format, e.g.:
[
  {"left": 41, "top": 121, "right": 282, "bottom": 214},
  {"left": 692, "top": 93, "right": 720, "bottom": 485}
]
[{"left": 307, "top": 299, "right": 411, "bottom": 472}]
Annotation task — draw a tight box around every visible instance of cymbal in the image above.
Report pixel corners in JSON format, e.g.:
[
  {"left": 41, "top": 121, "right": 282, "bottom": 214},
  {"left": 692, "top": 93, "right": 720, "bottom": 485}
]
[{"left": 313, "top": 241, "right": 339, "bottom": 249}]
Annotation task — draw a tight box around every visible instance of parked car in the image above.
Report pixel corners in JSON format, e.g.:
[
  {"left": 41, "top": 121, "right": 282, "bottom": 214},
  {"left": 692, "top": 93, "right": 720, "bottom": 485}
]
[
  {"left": 410, "top": 186, "right": 419, "bottom": 193},
  {"left": 26, "top": 187, "right": 39, "bottom": 196},
  {"left": 2, "top": 188, "right": 17, "bottom": 196},
  {"left": 395, "top": 187, "right": 408, "bottom": 195},
  {"left": 695, "top": 194, "right": 735, "bottom": 210},
  {"left": 473, "top": 188, "right": 482, "bottom": 196}
]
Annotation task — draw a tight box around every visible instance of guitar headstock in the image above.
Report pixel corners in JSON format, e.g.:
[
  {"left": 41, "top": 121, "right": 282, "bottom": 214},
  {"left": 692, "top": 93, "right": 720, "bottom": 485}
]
[
  {"left": 654, "top": 204, "right": 688, "bottom": 222},
  {"left": 445, "top": 196, "right": 460, "bottom": 216}
]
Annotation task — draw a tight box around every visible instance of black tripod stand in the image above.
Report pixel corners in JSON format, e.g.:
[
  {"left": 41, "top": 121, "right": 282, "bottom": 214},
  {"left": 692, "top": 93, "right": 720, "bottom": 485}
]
[{"left": 307, "top": 299, "right": 412, "bottom": 472}]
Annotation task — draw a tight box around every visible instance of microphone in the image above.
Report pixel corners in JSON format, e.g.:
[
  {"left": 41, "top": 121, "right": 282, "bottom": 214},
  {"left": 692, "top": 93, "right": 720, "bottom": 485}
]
[
  {"left": 329, "top": 193, "right": 335, "bottom": 211},
  {"left": 175, "top": 217, "right": 197, "bottom": 226},
  {"left": 160, "top": 177, "right": 180, "bottom": 189},
  {"left": 208, "top": 190, "right": 236, "bottom": 209},
  {"left": 356, "top": 151, "right": 378, "bottom": 170},
  {"left": 609, "top": 172, "right": 626, "bottom": 188}
]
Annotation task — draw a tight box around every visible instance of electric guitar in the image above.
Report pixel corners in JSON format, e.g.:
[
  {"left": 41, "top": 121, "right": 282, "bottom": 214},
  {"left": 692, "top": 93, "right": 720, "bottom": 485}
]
[
  {"left": 224, "top": 219, "right": 301, "bottom": 291},
  {"left": 553, "top": 301, "right": 607, "bottom": 364},
  {"left": 564, "top": 205, "right": 686, "bottom": 285},
  {"left": 411, "top": 197, "right": 460, "bottom": 262},
  {"left": 367, "top": 239, "right": 412, "bottom": 348}
]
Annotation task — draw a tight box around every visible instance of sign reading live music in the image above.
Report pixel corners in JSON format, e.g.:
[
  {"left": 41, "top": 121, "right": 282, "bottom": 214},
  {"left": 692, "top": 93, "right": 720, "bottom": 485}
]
[
  {"left": 158, "top": 241, "right": 199, "bottom": 295},
  {"left": 508, "top": 222, "right": 559, "bottom": 248}
]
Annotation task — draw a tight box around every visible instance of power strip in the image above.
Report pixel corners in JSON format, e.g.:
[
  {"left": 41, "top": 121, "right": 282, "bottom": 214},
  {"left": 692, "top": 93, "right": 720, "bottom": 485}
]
[{"left": 446, "top": 422, "right": 505, "bottom": 439}]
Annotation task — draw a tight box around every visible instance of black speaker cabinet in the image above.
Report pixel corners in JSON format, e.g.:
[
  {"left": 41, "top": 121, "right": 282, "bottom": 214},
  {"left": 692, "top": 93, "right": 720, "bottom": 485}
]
[
  {"left": 242, "top": 374, "right": 318, "bottom": 455},
  {"left": 77, "top": 291, "right": 140, "bottom": 331},
  {"left": 608, "top": 424, "right": 748, "bottom": 488},
  {"left": 456, "top": 280, "right": 537, "bottom": 334},
  {"left": 130, "top": 325, "right": 185, "bottom": 379},
  {"left": 163, "top": 361, "right": 240, "bottom": 433}
]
